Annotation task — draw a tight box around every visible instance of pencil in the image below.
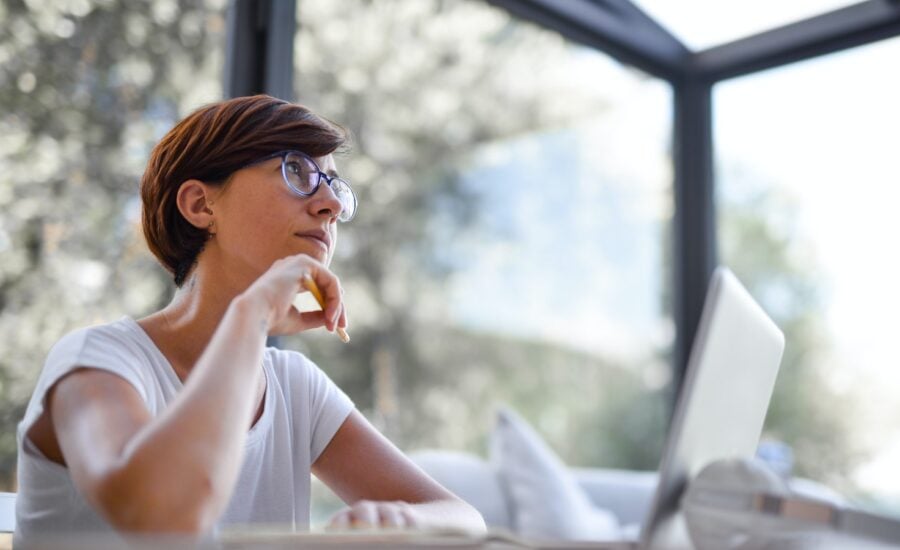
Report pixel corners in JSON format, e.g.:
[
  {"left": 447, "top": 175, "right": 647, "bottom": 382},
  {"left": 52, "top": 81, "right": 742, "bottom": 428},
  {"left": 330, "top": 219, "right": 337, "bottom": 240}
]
[{"left": 302, "top": 275, "right": 350, "bottom": 343}]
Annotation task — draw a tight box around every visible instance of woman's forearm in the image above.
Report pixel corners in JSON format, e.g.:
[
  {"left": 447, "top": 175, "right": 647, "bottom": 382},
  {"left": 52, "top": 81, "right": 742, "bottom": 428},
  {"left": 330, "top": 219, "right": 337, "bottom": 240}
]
[{"left": 98, "top": 295, "right": 268, "bottom": 532}]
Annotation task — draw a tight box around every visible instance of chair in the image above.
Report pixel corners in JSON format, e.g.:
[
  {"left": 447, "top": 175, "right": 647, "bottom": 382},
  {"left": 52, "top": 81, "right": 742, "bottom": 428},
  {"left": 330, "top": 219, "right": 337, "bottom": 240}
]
[{"left": 0, "top": 492, "right": 15, "bottom": 532}]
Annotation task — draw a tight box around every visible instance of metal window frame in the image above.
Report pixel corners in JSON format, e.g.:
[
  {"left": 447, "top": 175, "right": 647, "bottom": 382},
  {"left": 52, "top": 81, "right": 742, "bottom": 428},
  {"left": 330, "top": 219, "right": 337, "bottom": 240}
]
[
  {"left": 224, "top": 0, "right": 297, "bottom": 100},
  {"left": 224, "top": 0, "right": 900, "bottom": 407},
  {"left": 224, "top": 0, "right": 297, "bottom": 348}
]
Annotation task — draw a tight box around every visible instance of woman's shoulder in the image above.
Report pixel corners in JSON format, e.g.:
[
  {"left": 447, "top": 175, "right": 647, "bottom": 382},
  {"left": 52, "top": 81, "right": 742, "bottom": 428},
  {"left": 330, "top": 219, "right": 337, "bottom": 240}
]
[
  {"left": 262, "top": 346, "right": 354, "bottom": 430},
  {"left": 263, "top": 346, "right": 342, "bottom": 393},
  {"left": 263, "top": 346, "right": 317, "bottom": 377},
  {"left": 49, "top": 317, "right": 149, "bottom": 359},
  {"left": 43, "top": 316, "right": 163, "bottom": 397},
  {"left": 24, "top": 318, "right": 161, "bottom": 428}
]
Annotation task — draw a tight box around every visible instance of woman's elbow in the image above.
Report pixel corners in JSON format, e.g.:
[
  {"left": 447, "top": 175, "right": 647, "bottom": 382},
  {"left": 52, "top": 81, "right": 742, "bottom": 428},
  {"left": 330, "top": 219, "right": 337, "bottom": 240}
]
[{"left": 91, "top": 466, "right": 219, "bottom": 534}]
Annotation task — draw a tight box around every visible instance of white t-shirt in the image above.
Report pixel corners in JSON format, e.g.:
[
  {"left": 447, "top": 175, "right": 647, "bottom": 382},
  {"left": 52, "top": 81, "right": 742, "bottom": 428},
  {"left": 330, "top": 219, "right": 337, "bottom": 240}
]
[{"left": 14, "top": 316, "right": 354, "bottom": 544}]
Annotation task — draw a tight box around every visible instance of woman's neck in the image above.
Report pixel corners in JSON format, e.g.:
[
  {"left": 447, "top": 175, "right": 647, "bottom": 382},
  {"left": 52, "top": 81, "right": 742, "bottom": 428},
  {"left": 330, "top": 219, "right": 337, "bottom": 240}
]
[{"left": 137, "top": 266, "right": 249, "bottom": 382}]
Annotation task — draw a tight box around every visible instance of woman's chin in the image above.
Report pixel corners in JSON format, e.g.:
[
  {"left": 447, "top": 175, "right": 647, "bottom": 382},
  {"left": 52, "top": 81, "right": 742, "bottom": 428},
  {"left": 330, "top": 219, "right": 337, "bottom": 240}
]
[
  {"left": 292, "top": 235, "right": 331, "bottom": 262},
  {"left": 292, "top": 245, "right": 329, "bottom": 264}
]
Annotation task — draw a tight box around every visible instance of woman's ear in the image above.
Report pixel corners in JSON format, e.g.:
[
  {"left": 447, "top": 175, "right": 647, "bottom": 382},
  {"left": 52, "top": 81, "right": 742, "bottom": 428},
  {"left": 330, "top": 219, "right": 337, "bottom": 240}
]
[{"left": 176, "top": 179, "right": 217, "bottom": 230}]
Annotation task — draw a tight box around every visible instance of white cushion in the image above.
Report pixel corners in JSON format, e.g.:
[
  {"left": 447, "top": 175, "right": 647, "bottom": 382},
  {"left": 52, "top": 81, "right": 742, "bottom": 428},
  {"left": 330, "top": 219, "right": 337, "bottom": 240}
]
[
  {"left": 490, "top": 407, "right": 621, "bottom": 541},
  {"left": 571, "top": 468, "right": 657, "bottom": 525}
]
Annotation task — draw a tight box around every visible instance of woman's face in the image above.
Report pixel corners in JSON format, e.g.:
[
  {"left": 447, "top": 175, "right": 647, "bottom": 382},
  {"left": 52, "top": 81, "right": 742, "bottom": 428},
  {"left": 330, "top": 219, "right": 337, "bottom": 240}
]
[{"left": 208, "top": 153, "right": 344, "bottom": 281}]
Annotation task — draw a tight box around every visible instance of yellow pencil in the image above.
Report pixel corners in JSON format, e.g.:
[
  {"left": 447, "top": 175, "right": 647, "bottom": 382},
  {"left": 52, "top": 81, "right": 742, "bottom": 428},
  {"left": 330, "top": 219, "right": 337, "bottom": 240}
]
[{"left": 302, "top": 275, "right": 350, "bottom": 343}]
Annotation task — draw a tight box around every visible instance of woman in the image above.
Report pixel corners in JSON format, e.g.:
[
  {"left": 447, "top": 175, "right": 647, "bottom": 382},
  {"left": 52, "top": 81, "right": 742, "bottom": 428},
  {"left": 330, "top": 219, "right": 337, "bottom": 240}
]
[{"left": 14, "top": 95, "right": 485, "bottom": 541}]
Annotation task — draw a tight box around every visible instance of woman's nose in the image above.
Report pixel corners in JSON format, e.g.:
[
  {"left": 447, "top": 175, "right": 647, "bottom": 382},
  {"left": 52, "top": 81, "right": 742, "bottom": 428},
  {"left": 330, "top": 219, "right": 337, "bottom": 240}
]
[{"left": 308, "top": 180, "right": 344, "bottom": 220}]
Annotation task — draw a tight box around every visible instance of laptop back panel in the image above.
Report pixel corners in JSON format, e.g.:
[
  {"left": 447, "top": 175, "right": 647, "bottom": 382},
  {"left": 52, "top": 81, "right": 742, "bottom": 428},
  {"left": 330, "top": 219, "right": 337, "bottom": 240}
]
[{"left": 640, "top": 268, "right": 785, "bottom": 550}]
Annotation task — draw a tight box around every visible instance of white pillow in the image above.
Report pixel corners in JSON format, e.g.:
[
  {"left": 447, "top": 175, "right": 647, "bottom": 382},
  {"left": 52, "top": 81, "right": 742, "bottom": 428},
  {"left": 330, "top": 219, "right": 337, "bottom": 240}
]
[{"left": 490, "top": 407, "right": 621, "bottom": 541}]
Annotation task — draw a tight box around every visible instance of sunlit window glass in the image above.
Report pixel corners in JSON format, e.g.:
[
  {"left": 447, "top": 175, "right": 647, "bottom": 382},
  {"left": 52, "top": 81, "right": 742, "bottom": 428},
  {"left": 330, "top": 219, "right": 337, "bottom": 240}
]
[{"left": 716, "top": 36, "right": 900, "bottom": 513}]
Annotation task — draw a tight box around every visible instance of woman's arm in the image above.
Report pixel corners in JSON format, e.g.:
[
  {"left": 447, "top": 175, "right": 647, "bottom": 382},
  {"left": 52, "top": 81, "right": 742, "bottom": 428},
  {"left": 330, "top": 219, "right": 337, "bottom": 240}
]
[
  {"left": 51, "top": 297, "right": 267, "bottom": 532},
  {"left": 49, "top": 254, "right": 343, "bottom": 533},
  {"left": 312, "top": 410, "right": 486, "bottom": 534}
]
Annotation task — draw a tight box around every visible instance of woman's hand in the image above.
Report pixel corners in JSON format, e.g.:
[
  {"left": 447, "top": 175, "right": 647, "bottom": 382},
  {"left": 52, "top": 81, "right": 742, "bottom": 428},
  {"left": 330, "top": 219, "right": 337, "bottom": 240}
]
[
  {"left": 327, "top": 500, "right": 422, "bottom": 530},
  {"left": 313, "top": 411, "right": 487, "bottom": 535},
  {"left": 238, "top": 253, "right": 347, "bottom": 336}
]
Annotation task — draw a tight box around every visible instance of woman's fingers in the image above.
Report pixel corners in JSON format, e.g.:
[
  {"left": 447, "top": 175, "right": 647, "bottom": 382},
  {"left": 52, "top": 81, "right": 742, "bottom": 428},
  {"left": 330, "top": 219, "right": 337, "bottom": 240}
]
[
  {"left": 338, "top": 302, "right": 348, "bottom": 329},
  {"left": 306, "top": 270, "right": 342, "bottom": 330},
  {"left": 292, "top": 309, "right": 329, "bottom": 333},
  {"left": 254, "top": 253, "right": 346, "bottom": 336},
  {"left": 328, "top": 509, "right": 351, "bottom": 529},
  {"left": 326, "top": 501, "right": 414, "bottom": 530},
  {"left": 295, "top": 262, "right": 342, "bottom": 331},
  {"left": 379, "top": 503, "right": 407, "bottom": 529},
  {"left": 352, "top": 500, "right": 380, "bottom": 527}
]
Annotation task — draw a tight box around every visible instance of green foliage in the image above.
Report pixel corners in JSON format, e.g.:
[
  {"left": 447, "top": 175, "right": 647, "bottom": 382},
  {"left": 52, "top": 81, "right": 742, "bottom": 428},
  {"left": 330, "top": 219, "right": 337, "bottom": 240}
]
[{"left": 718, "top": 163, "right": 861, "bottom": 487}]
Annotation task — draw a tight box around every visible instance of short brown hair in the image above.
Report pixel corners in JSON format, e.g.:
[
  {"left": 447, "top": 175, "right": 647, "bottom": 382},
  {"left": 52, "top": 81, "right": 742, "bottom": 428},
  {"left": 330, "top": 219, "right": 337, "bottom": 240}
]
[{"left": 140, "top": 95, "right": 348, "bottom": 286}]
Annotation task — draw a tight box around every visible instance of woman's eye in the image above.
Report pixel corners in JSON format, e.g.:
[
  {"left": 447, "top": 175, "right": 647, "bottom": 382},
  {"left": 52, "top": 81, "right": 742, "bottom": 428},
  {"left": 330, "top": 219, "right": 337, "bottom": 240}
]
[{"left": 285, "top": 162, "right": 302, "bottom": 175}]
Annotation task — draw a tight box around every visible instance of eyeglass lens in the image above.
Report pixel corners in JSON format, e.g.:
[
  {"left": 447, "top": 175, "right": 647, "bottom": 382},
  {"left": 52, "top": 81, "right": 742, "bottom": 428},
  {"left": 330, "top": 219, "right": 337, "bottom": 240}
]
[
  {"left": 283, "top": 153, "right": 319, "bottom": 194},
  {"left": 283, "top": 153, "right": 356, "bottom": 221}
]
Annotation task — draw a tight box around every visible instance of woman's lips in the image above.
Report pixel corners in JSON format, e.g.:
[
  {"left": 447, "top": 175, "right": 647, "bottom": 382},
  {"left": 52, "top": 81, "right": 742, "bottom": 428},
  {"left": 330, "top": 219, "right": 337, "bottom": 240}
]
[{"left": 295, "top": 233, "right": 330, "bottom": 254}]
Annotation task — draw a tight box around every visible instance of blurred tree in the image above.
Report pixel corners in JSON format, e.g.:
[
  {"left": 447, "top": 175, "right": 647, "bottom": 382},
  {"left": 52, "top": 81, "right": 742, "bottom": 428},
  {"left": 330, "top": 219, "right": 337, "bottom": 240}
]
[
  {"left": 0, "top": 0, "right": 225, "bottom": 489},
  {"left": 289, "top": 0, "right": 620, "bottom": 445}
]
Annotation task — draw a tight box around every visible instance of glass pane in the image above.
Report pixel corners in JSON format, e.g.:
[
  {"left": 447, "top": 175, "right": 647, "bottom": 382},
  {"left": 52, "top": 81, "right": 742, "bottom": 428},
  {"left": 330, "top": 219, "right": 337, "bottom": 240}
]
[
  {"left": 294, "top": 0, "right": 673, "bottom": 525},
  {"left": 634, "top": 0, "right": 863, "bottom": 51},
  {"left": 0, "top": 0, "right": 225, "bottom": 490},
  {"left": 716, "top": 37, "right": 900, "bottom": 513}
]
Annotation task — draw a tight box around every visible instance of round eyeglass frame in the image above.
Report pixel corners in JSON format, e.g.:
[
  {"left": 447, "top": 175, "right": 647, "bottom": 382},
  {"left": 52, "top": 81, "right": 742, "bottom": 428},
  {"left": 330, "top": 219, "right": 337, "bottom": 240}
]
[{"left": 249, "top": 150, "right": 358, "bottom": 222}]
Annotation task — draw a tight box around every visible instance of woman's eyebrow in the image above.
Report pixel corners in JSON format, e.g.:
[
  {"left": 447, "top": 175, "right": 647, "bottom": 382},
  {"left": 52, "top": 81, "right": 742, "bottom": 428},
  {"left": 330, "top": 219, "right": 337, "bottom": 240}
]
[{"left": 325, "top": 169, "right": 339, "bottom": 178}]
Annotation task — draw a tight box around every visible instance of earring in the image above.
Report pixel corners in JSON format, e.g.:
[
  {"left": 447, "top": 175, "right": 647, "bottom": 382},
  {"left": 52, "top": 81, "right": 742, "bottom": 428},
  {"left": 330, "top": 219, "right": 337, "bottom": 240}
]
[{"left": 208, "top": 220, "right": 214, "bottom": 228}]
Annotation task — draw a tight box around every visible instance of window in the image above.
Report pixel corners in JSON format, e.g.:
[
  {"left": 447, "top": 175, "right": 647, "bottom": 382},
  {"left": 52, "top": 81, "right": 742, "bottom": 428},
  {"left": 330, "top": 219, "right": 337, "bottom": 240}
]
[
  {"left": 293, "top": 2, "right": 673, "bottom": 522},
  {"left": 715, "top": 36, "right": 900, "bottom": 511}
]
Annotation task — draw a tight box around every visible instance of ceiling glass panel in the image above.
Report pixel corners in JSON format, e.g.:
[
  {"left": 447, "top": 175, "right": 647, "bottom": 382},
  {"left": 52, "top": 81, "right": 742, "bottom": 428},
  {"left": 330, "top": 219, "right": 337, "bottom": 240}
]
[{"left": 633, "top": 0, "right": 865, "bottom": 51}]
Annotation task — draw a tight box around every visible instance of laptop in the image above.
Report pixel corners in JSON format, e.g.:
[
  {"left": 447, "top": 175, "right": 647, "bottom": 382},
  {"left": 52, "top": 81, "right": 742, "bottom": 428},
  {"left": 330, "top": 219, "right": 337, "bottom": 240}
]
[{"left": 637, "top": 266, "right": 785, "bottom": 550}]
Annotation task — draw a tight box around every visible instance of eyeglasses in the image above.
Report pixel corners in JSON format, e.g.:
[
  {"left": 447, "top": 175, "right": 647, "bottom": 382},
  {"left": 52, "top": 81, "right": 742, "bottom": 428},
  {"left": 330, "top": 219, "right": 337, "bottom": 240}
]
[{"left": 250, "top": 150, "right": 358, "bottom": 222}]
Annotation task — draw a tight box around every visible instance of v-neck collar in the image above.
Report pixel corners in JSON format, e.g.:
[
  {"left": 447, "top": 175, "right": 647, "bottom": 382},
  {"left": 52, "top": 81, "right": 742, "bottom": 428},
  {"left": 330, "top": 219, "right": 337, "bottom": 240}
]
[{"left": 120, "top": 316, "right": 272, "bottom": 442}]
